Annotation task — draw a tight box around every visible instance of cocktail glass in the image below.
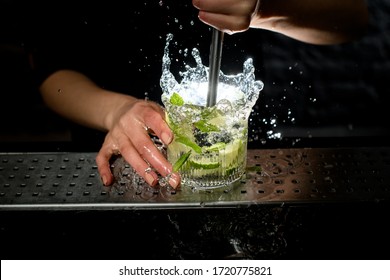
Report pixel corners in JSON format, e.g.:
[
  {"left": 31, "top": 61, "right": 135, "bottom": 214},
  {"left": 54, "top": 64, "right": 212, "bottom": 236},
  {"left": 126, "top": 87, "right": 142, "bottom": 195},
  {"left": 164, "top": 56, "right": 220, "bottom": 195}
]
[
  {"left": 160, "top": 34, "right": 263, "bottom": 189},
  {"left": 164, "top": 83, "right": 253, "bottom": 189}
]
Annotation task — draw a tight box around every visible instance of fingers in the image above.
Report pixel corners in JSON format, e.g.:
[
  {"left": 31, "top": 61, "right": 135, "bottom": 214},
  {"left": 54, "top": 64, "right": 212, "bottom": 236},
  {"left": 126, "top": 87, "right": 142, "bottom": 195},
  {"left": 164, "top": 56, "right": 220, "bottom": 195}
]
[
  {"left": 96, "top": 100, "right": 180, "bottom": 189},
  {"left": 193, "top": 0, "right": 258, "bottom": 14},
  {"left": 193, "top": 0, "right": 232, "bottom": 14},
  {"left": 122, "top": 127, "right": 180, "bottom": 188},
  {"left": 193, "top": 0, "right": 258, "bottom": 33},
  {"left": 96, "top": 134, "right": 156, "bottom": 186},
  {"left": 115, "top": 134, "right": 159, "bottom": 187},
  {"left": 198, "top": 12, "right": 250, "bottom": 34},
  {"left": 95, "top": 141, "right": 116, "bottom": 186},
  {"left": 143, "top": 102, "right": 173, "bottom": 146}
]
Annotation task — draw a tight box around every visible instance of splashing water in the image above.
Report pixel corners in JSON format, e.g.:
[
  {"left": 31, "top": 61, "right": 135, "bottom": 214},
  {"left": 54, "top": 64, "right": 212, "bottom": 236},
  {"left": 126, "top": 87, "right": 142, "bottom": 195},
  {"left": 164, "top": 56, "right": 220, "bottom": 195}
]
[
  {"left": 160, "top": 33, "right": 264, "bottom": 116},
  {"left": 159, "top": 33, "right": 265, "bottom": 189}
]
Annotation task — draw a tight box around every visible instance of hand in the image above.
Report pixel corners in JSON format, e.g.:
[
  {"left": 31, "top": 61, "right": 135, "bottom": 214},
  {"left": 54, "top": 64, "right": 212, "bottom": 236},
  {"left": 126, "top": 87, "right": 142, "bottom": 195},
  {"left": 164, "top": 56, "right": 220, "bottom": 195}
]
[
  {"left": 95, "top": 99, "right": 180, "bottom": 188},
  {"left": 192, "top": 0, "right": 260, "bottom": 34}
]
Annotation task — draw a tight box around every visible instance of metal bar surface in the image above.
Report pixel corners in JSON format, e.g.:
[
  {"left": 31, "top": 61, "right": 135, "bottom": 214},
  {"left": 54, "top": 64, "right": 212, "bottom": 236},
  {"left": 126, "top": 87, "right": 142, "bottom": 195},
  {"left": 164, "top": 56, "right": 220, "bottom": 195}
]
[{"left": 1, "top": 147, "right": 390, "bottom": 210}]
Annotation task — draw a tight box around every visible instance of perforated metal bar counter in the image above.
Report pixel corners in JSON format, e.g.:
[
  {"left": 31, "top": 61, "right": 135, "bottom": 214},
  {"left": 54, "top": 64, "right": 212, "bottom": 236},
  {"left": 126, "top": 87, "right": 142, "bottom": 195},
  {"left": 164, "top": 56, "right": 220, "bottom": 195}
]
[
  {"left": 2, "top": 145, "right": 390, "bottom": 259},
  {"left": 1, "top": 147, "right": 390, "bottom": 210}
]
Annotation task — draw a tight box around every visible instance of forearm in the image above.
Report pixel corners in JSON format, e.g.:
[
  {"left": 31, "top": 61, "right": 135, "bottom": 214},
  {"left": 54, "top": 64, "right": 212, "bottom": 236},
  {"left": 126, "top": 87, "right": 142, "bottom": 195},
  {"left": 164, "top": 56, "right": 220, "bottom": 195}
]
[
  {"left": 39, "top": 69, "right": 137, "bottom": 131},
  {"left": 254, "top": 0, "right": 369, "bottom": 44}
]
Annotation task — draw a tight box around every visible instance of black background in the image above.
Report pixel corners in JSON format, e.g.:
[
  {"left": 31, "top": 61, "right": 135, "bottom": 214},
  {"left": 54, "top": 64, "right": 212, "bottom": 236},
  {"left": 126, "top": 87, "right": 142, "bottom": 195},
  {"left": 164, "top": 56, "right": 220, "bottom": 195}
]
[
  {"left": 1, "top": 0, "right": 390, "bottom": 260},
  {"left": 1, "top": 0, "right": 390, "bottom": 147}
]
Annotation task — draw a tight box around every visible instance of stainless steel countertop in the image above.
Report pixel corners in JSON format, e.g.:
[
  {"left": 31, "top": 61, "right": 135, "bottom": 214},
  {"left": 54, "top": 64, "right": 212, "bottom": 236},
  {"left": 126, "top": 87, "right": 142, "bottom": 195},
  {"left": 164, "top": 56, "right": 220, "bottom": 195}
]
[{"left": 1, "top": 147, "right": 389, "bottom": 210}]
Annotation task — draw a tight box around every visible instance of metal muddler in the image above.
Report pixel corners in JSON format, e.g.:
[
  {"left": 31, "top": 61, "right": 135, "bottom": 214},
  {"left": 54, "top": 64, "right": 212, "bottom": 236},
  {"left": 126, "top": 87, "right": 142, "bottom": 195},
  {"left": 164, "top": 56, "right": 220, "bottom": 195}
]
[{"left": 206, "top": 28, "right": 224, "bottom": 107}]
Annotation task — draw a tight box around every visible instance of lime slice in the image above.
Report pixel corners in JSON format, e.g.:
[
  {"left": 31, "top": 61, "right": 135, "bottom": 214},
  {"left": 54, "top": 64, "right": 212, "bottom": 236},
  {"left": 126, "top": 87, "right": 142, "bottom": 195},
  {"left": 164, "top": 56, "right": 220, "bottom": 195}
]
[
  {"left": 169, "top": 92, "right": 184, "bottom": 106},
  {"left": 188, "top": 153, "right": 220, "bottom": 170},
  {"left": 175, "top": 136, "right": 202, "bottom": 154},
  {"left": 188, "top": 159, "right": 220, "bottom": 170},
  {"left": 208, "top": 116, "right": 227, "bottom": 127},
  {"left": 204, "top": 142, "right": 226, "bottom": 152},
  {"left": 172, "top": 150, "right": 192, "bottom": 172}
]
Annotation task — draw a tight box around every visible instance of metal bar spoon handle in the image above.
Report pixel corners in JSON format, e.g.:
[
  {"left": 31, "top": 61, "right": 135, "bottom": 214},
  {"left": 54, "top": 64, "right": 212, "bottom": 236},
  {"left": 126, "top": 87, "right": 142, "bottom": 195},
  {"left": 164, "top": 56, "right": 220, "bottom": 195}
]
[{"left": 207, "top": 28, "right": 224, "bottom": 107}]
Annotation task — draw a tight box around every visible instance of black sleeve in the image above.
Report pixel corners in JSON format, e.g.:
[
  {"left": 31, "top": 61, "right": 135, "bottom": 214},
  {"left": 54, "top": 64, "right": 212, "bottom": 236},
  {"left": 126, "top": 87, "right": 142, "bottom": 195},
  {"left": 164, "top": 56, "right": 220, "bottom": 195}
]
[
  {"left": 26, "top": 2, "right": 95, "bottom": 88},
  {"left": 24, "top": 0, "right": 208, "bottom": 100}
]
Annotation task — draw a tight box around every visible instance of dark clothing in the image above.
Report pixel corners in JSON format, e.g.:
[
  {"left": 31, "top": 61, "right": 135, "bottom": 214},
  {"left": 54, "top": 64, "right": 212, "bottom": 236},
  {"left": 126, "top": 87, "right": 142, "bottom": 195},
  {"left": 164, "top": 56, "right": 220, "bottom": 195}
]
[
  {"left": 2, "top": 0, "right": 390, "bottom": 144},
  {"left": 24, "top": 0, "right": 209, "bottom": 102}
]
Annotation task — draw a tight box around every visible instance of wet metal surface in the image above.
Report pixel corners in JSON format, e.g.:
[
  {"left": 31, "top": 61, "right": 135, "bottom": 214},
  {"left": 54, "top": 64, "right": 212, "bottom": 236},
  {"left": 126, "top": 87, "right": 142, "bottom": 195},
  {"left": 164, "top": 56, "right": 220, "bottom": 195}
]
[{"left": 1, "top": 147, "right": 390, "bottom": 210}]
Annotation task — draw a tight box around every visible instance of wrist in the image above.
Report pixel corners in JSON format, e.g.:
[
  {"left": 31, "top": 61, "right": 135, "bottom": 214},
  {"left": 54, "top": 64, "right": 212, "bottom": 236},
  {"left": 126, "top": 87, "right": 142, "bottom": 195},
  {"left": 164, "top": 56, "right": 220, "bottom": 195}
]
[{"left": 103, "top": 93, "right": 138, "bottom": 131}]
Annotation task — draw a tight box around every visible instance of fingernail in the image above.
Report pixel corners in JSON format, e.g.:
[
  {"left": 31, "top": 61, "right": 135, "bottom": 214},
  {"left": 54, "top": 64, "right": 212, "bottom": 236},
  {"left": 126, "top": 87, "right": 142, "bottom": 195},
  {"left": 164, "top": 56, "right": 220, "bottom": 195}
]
[
  {"left": 161, "top": 131, "right": 172, "bottom": 145},
  {"left": 145, "top": 173, "right": 156, "bottom": 186},
  {"left": 169, "top": 173, "right": 180, "bottom": 189},
  {"left": 101, "top": 176, "right": 107, "bottom": 186}
]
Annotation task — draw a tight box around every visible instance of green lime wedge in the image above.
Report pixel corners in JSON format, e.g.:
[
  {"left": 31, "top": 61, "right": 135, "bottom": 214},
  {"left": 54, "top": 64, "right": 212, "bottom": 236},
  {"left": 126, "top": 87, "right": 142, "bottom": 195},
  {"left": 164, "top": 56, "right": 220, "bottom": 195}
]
[
  {"left": 188, "top": 152, "right": 220, "bottom": 170},
  {"left": 188, "top": 160, "right": 220, "bottom": 170},
  {"left": 208, "top": 116, "right": 227, "bottom": 127},
  {"left": 175, "top": 136, "right": 202, "bottom": 154},
  {"left": 172, "top": 150, "right": 192, "bottom": 172},
  {"left": 204, "top": 142, "right": 226, "bottom": 152},
  {"left": 169, "top": 92, "right": 184, "bottom": 106}
]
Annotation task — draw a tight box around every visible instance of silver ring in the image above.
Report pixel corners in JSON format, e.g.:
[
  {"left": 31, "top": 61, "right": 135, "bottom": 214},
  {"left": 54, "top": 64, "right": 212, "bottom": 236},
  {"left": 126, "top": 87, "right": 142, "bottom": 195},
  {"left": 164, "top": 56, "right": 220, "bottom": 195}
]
[
  {"left": 145, "top": 126, "right": 156, "bottom": 136},
  {"left": 144, "top": 167, "right": 152, "bottom": 174}
]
